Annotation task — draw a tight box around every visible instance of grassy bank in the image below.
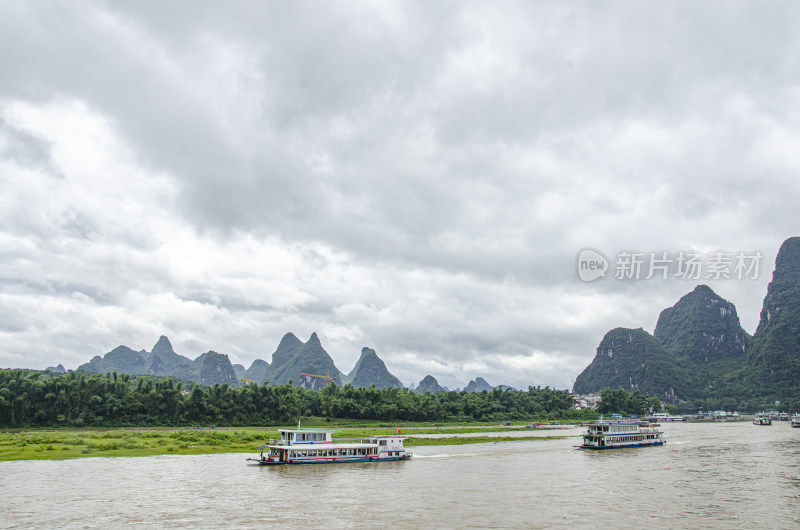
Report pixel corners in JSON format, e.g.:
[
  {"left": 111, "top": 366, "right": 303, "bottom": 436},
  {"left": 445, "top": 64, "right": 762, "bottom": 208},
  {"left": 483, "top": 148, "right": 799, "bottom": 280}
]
[{"left": 0, "top": 424, "right": 564, "bottom": 461}]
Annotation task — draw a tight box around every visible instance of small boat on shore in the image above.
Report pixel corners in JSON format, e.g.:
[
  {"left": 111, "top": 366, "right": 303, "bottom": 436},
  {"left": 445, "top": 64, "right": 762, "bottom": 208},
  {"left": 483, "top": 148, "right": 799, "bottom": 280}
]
[
  {"left": 247, "top": 423, "right": 411, "bottom": 465},
  {"left": 579, "top": 420, "right": 665, "bottom": 450},
  {"left": 753, "top": 414, "right": 772, "bottom": 426}
]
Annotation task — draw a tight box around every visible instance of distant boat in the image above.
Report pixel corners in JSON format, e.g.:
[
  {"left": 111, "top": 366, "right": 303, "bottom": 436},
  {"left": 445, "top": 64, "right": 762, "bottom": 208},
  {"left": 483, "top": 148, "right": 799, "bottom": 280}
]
[
  {"left": 791, "top": 415, "right": 800, "bottom": 428},
  {"left": 579, "top": 420, "right": 665, "bottom": 450},
  {"left": 645, "top": 413, "right": 684, "bottom": 422},
  {"left": 753, "top": 413, "right": 772, "bottom": 426},
  {"left": 247, "top": 423, "right": 411, "bottom": 465}
]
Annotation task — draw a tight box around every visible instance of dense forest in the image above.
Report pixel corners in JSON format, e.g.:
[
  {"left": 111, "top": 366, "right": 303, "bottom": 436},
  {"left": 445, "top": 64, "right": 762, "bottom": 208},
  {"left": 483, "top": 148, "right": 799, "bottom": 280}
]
[
  {"left": 0, "top": 369, "right": 596, "bottom": 428},
  {"left": 596, "top": 388, "right": 670, "bottom": 416}
]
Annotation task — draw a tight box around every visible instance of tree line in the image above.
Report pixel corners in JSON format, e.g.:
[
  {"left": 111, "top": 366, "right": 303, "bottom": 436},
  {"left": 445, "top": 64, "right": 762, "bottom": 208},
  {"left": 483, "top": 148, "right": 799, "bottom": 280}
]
[
  {"left": 0, "top": 369, "right": 599, "bottom": 428},
  {"left": 595, "top": 388, "right": 666, "bottom": 416}
]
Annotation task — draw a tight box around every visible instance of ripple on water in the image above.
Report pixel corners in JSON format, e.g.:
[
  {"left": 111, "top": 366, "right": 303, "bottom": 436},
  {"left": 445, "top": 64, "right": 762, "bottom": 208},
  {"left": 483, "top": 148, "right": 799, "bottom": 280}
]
[{"left": 1, "top": 423, "right": 799, "bottom": 528}]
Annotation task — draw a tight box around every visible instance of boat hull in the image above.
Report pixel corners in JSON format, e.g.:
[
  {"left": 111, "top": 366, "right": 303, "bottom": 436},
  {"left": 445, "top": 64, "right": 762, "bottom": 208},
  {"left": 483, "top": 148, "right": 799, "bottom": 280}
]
[
  {"left": 579, "top": 441, "right": 664, "bottom": 450},
  {"left": 247, "top": 455, "right": 411, "bottom": 465}
]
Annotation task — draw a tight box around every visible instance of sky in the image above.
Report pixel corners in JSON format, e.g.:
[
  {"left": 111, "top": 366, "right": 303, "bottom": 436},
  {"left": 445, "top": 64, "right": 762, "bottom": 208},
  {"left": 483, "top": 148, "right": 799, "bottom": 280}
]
[{"left": 1, "top": 1, "right": 799, "bottom": 391}]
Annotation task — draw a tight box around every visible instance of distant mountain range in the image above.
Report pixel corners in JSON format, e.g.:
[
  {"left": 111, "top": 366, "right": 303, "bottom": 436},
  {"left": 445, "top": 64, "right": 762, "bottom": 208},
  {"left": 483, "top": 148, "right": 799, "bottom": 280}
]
[
  {"left": 71, "top": 331, "right": 510, "bottom": 392},
  {"left": 574, "top": 236, "right": 800, "bottom": 410},
  {"left": 78, "top": 337, "right": 239, "bottom": 387}
]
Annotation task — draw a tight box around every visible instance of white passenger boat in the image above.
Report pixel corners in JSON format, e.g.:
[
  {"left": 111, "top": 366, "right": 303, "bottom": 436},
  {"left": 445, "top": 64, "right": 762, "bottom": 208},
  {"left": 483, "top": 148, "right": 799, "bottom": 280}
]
[
  {"left": 247, "top": 424, "right": 411, "bottom": 465},
  {"left": 752, "top": 413, "right": 771, "bottom": 426},
  {"left": 791, "top": 414, "right": 800, "bottom": 428},
  {"left": 579, "top": 420, "right": 664, "bottom": 450}
]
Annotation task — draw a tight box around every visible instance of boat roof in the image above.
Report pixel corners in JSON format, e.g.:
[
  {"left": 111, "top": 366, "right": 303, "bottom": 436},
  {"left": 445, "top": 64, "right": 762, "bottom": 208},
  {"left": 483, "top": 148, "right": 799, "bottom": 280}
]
[
  {"left": 278, "top": 428, "right": 337, "bottom": 434},
  {"left": 268, "top": 442, "right": 380, "bottom": 450}
]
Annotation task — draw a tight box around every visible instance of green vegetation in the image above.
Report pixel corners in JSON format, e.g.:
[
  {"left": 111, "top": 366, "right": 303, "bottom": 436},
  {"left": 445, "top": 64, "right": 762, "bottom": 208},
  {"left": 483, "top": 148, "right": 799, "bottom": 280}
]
[
  {"left": 654, "top": 285, "right": 750, "bottom": 367},
  {"left": 573, "top": 327, "right": 691, "bottom": 402},
  {"left": 415, "top": 375, "right": 445, "bottom": 393},
  {"left": 744, "top": 237, "right": 800, "bottom": 407},
  {"left": 267, "top": 332, "right": 343, "bottom": 389},
  {"left": 0, "top": 425, "right": 566, "bottom": 461},
  {"left": 347, "top": 347, "right": 404, "bottom": 389},
  {"left": 0, "top": 368, "right": 593, "bottom": 428},
  {"left": 78, "top": 337, "right": 240, "bottom": 387},
  {"left": 596, "top": 389, "right": 663, "bottom": 416},
  {"left": 575, "top": 237, "right": 800, "bottom": 413},
  {"left": 0, "top": 428, "right": 272, "bottom": 461}
]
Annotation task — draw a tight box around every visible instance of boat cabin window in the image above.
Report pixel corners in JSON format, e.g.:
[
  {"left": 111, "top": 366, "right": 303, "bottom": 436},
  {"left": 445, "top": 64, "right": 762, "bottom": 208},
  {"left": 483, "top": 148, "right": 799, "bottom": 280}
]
[{"left": 289, "top": 432, "right": 327, "bottom": 442}]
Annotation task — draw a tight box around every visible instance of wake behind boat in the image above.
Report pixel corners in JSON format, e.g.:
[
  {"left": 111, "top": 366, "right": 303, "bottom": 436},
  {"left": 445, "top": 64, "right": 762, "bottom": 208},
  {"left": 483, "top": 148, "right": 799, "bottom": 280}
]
[
  {"left": 579, "top": 419, "right": 665, "bottom": 450},
  {"left": 247, "top": 423, "right": 411, "bottom": 465}
]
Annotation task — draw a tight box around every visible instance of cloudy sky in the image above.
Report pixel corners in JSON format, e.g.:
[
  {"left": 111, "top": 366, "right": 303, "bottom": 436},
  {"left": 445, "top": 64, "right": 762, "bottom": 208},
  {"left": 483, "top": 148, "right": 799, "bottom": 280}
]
[{"left": 1, "top": 1, "right": 798, "bottom": 390}]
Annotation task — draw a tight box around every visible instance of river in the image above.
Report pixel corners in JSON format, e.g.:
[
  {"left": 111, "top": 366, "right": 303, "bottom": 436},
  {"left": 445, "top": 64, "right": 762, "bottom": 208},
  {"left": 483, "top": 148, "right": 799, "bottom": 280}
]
[{"left": 2, "top": 421, "right": 799, "bottom": 529}]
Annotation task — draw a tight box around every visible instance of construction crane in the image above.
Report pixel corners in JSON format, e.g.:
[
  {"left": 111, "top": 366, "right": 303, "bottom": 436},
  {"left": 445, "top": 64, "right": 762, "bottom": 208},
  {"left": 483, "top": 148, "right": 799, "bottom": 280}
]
[
  {"left": 299, "top": 371, "right": 335, "bottom": 387},
  {"left": 241, "top": 377, "right": 256, "bottom": 386}
]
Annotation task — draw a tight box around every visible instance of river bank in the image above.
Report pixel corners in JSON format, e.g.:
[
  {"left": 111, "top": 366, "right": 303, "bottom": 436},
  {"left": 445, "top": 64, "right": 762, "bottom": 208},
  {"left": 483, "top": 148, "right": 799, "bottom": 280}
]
[{"left": 0, "top": 424, "right": 564, "bottom": 461}]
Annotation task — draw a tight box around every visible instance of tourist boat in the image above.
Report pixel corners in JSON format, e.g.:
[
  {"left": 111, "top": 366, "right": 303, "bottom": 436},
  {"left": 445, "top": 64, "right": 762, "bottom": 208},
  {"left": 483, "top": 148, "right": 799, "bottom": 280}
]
[
  {"left": 247, "top": 423, "right": 411, "bottom": 465},
  {"left": 752, "top": 413, "right": 772, "bottom": 426},
  {"left": 791, "top": 414, "right": 800, "bottom": 428},
  {"left": 579, "top": 420, "right": 665, "bottom": 449},
  {"left": 780, "top": 412, "right": 790, "bottom": 421}
]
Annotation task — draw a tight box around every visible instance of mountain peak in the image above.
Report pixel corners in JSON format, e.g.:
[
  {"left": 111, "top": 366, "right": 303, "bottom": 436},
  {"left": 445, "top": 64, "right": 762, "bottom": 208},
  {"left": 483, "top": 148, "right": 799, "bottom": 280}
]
[
  {"left": 359, "top": 346, "right": 378, "bottom": 360},
  {"left": 653, "top": 284, "right": 749, "bottom": 365},
  {"left": 573, "top": 327, "right": 688, "bottom": 403},
  {"left": 414, "top": 374, "right": 445, "bottom": 394},
  {"left": 692, "top": 284, "right": 714, "bottom": 295},
  {"left": 195, "top": 350, "right": 238, "bottom": 386},
  {"left": 747, "top": 236, "right": 800, "bottom": 395},
  {"left": 77, "top": 345, "right": 148, "bottom": 375},
  {"left": 278, "top": 332, "right": 303, "bottom": 349},
  {"left": 151, "top": 335, "right": 175, "bottom": 356},
  {"left": 464, "top": 377, "right": 494, "bottom": 393},
  {"left": 244, "top": 359, "right": 270, "bottom": 384},
  {"left": 347, "top": 346, "right": 403, "bottom": 389},
  {"left": 266, "top": 331, "right": 341, "bottom": 389}
]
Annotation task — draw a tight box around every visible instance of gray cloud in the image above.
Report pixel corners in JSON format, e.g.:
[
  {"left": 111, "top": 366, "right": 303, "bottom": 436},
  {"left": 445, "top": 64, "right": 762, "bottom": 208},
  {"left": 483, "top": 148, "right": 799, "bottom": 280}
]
[{"left": 1, "top": 1, "right": 798, "bottom": 389}]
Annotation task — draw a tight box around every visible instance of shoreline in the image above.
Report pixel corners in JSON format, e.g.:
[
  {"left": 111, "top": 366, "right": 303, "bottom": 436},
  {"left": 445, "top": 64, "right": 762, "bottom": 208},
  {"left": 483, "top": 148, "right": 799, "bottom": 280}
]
[{"left": 0, "top": 424, "right": 563, "bottom": 462}]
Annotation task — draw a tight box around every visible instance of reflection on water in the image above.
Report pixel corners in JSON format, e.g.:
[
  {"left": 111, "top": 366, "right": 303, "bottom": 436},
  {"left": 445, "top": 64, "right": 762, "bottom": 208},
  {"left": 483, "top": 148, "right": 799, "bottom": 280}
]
[{"left": 1, "top": 422, "right": 799, "bottom": 529}]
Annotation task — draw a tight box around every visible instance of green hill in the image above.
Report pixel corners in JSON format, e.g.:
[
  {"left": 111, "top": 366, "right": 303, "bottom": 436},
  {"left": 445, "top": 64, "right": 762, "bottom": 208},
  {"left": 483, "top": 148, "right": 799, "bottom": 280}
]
[
  {"left": 464, "top": 377, "right": 494, "bottom": 393},
  {"left": 195, "top": 351, "right": 239, "bottom": 386},
  {"left": 654, "top": 285, "right": 750, "bottom": 364},
  {"left": 573, "top": 327, "right": 690, "bottom": 403},
  {"left": 347, "top": 347, "right": 404, "bottom": 389},
  {"left": 265, "top": 332, "right": 343, "bottom": 389},
  {"left": 78, "top": 346, "right": 148, "bottom": 375},
  {"left": 78, "top": 336, "right": 240, "bottom": 387},
  {"left": 244, "top": 359, "right": 270, "bottom": 384},
  {"left": 573, "top": 237, "right": 800, "bottom": 411},
  {"left": 745, "top": 237, "right": 800, "bottom": 405},
  {"left": 414, "top": 375, "right": 445, "bottom": 394},
  {"left": 653, "top": 285, "right": 750, "bottom": 400},
  {"left": 146, "top": 336, "right": 193, "bottom": 376}
]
